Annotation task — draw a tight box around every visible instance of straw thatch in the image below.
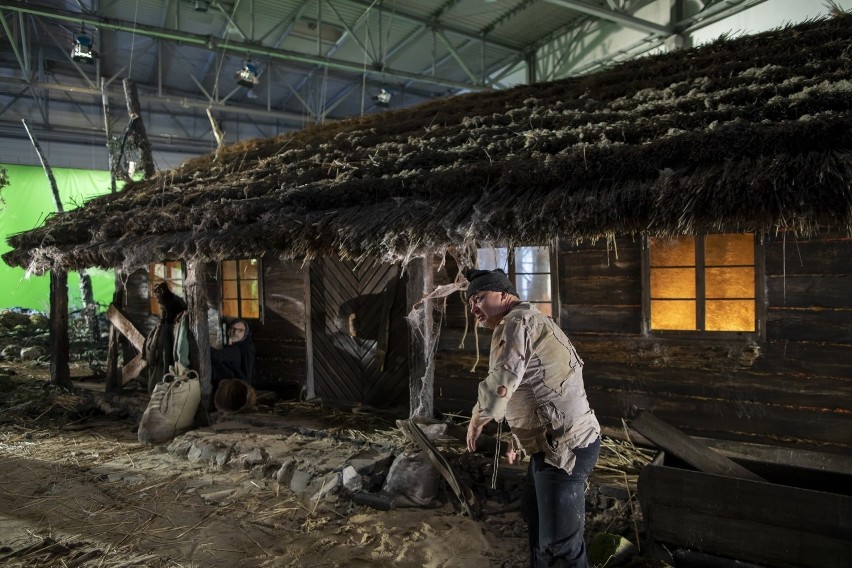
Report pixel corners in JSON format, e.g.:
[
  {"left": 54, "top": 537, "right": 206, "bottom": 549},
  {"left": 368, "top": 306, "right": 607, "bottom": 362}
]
[{"left": 5, "top": 14, "right": 852, "bottom": 274}]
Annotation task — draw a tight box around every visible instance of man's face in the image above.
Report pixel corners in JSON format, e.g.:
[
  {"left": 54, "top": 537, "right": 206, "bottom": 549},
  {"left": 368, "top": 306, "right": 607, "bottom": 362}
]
[
  {"left": 468, "top": 290, "right": 508, "bottom": 329},
  {"left": 228, "top": 323, "right": 247, "bottom": 344}
]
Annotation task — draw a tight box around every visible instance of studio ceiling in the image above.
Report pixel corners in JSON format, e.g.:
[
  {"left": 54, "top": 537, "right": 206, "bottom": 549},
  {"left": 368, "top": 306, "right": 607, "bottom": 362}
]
[{"left": 0, "top": 0, "right": 767, "bottom": 158}]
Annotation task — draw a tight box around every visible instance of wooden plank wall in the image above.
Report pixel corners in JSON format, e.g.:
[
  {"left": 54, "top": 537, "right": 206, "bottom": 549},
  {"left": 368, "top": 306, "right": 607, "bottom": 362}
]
[
  {"left": 246, "top": 259, "right": 306, "bottom": 391},
  {"left": 432, "top": 234, "right": 852, "bottom": 454},
  {"left": 124, "top": 260, "right": 308, "bottom": 393}
]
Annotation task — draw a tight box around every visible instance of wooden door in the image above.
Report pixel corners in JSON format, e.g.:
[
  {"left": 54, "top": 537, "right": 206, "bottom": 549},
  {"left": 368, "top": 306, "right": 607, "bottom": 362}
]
[{"left": 310, "top": 257, "right": 409, "bottom": 408}]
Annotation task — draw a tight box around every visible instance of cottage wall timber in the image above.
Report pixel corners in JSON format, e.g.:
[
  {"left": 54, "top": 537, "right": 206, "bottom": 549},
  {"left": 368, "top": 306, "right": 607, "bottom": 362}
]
[{"left": 432, "top": 232, "right": 851, "bottom": 455}]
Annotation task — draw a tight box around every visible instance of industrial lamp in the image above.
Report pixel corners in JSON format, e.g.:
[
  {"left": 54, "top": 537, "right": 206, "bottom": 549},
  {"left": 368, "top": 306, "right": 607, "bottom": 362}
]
[
  {"left": 193, "top": 0, "right": 209, "bottom": 12},
  {"left": 71, "top": 27, "right": 96, "bottom": 64},
  {"left": 374, "top": 88, "right": 391, "bottom": 107},
  {"left": 236, "top": 60, "right": 259, "bottom": 88}
]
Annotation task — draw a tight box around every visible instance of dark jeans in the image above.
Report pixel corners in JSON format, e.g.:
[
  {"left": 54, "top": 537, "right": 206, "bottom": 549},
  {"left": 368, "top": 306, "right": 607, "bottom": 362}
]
[{"left": 522, "top": 437, "right": 601, "bottom": 568}]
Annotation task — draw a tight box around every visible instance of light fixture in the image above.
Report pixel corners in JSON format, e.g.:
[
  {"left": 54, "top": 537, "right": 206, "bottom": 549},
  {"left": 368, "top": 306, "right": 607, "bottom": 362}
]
[
  {"left": 235, "top": 60, "right": 259, "bottom": 88},
  {"left": 71, "top": 27, "right": 96, "bottom": 64},
  {"left": 374, "top": 88, "right": 391, "bottom": 107},
  {"left": 193, "top": 0, "right": 209, "bottom": 12}
]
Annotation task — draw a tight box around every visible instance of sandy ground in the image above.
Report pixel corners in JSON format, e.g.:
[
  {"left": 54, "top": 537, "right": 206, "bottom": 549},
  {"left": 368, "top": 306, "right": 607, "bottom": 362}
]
[{"left": 0, "top": 361, "right": 664, "bottom": 568}]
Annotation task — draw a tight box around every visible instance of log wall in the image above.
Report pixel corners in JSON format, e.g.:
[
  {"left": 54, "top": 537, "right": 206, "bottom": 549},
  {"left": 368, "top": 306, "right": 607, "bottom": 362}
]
[
  {"left": 432, "top": 233, "right": 852, "bottom": 455},
  {"left": 124, "top": 259, "right": 308, "bottom": 393}
]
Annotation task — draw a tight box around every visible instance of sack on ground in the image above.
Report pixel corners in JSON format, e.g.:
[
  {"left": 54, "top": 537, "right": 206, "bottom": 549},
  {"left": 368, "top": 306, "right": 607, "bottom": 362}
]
[{"left": 138, "top": 366, "right": 200, "bottom": 444}]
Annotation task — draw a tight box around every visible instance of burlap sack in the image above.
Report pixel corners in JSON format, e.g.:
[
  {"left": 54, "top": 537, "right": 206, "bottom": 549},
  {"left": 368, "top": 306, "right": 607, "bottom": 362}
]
[{"left": 138, "top": 368, "right": 200, "bottom": 445}]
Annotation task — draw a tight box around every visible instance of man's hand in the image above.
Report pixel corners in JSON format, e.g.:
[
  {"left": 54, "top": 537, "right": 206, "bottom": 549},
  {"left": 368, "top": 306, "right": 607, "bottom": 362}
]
[{"left": 466, "top": 410, "right": 491, "bottom": 452}]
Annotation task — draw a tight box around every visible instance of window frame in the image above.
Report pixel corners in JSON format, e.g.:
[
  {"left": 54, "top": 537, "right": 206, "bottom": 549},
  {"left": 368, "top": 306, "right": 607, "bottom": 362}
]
[
  {"left": 475, "top": 240, "right": 559, "bottom": 319},
  {"left": 149, "top": 260, "right": 185, "bottom": 317},
  {"left": 641, "top": 234, "right": 765, "bottom": 339},
  {"left": 219, "top": 258, "right": 264, "bottom": 322}
]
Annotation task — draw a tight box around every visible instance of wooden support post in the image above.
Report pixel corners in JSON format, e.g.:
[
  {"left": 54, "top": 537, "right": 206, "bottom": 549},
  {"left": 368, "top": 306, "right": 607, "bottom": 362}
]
[
  {"left": 186, "top": 259, "right": 212, "bottom": 410},
  {"left": 49, "top": 270, "right": 71, "bottom": 387},
  {"left": 303, "top": 260, "right": 315, "bottom": 400},
  {"left": 406, "top": 256, "right": 434, "bottom": 418}
]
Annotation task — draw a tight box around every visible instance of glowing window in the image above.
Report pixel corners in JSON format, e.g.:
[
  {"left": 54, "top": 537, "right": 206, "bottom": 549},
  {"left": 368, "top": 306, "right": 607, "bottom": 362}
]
[
  {"left": 477, "top": 245, "right": 552, "bottom": 317},
  {"left": 221, "top": 259, "right": 261, "bottom": 320},
  {"left": 648, "top": 234, "right": 755, "bottom": 332},
  {"left": 149, "top": 261, "right": 184, "bottom": 317}
]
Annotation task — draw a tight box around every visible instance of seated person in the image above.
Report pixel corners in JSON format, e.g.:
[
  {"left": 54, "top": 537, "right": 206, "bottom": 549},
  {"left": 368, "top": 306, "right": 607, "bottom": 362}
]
[{"left": 211, "top": 319, "right": 255, "bottom": 386}]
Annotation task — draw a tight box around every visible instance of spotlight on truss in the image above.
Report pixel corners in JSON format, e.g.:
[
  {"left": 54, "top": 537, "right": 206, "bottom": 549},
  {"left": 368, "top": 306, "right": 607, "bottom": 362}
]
[
  {"left": 193, "top": 0, "right": 209, "bottom": 12},
  {"left": 71, "top": 28, "right": 96, "bottom": 64},
  {"left": 236, "top": 60, "right": 259, "bottom": 88},
  {"left": 374, "top": 88, "right": 391, "bottom": 107}
]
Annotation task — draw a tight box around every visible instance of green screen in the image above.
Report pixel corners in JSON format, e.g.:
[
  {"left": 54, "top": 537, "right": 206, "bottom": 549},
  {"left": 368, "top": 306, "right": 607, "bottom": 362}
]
[{"left": 0, "top": 164, "right": 115, "bottom": 313}]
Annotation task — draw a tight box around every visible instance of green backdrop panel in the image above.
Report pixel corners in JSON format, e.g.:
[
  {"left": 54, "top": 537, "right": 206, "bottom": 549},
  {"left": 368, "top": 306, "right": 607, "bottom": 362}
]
[{"left": 1, "top": 164, "right": 115, "bottom": 312}]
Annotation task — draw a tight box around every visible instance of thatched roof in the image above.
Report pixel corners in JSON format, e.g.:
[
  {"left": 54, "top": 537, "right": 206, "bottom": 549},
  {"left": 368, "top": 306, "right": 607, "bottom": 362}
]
[{"left": 5, "top": 14, "right": 852, "bottom": 274}]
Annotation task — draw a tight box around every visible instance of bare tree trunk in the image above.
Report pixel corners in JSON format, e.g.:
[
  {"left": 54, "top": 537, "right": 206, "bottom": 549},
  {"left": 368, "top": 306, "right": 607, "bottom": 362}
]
[
  {"left": 122, "top": 79, "right": 155, "bottom": 179},
  {"left": 22, "top": 119, "right": 100, "bottom": 374}
]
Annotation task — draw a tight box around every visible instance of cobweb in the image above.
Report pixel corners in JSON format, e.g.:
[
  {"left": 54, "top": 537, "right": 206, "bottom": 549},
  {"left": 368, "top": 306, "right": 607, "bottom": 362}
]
[{"left": 405, "top": 280, "right": 468, "bottom": 417}]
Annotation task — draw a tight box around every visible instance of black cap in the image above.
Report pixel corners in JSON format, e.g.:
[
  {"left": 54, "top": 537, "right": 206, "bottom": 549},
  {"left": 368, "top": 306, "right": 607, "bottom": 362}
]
[{"left": 464, "top": 268, "right": 518, "bottom": 299}]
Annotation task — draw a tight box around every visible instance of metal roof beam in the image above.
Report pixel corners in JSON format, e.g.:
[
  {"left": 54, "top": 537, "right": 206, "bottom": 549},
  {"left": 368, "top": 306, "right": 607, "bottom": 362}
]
[
  {"left": 543, "top": 0, "right": 673, "bottom": 36},
  {"left": 0, "top": 2, "right": 489, "bottom": 92},
  {"left": 0, "top": 75, "right": 307, "bottom": 125}
]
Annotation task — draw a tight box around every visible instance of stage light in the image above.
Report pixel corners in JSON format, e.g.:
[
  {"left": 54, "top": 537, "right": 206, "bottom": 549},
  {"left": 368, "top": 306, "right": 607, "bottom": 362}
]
[
  {"left": 71, "top": 29, "right": 96, "bottom": 64},
  {"left": 375, "top": 88, "right": 391, "bottom": 107},
  {"left": 194, "top": 0, "right": 209, "bottom": 12},
  {"left": 236, "top": 60, "right": 259, "bottom": 88}
]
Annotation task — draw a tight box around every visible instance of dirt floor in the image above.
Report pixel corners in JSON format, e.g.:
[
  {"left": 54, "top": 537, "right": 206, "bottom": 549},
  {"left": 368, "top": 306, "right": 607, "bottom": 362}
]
[{"left": 0, "top": 356, "right": 669, "bottom": 568}]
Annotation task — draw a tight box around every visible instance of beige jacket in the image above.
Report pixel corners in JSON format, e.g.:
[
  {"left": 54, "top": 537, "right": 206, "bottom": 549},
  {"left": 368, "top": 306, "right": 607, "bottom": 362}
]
[{"left": 473, "top": 302, "right": 600, "bottom": 474}]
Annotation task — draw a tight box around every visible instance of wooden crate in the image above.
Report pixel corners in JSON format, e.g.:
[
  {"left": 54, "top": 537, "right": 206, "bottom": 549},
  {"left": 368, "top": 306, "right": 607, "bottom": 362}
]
[{"left": 638, "top": 453, "right": 852, "bottom": 567}]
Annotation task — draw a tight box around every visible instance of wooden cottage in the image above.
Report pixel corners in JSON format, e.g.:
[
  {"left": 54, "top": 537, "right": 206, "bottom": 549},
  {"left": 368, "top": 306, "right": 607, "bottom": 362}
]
[{"left": 4, "top": 15, "right": 851, "bottom": 458}]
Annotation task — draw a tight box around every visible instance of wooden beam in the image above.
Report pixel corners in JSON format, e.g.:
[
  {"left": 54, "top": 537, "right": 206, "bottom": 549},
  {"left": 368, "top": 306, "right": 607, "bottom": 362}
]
[
  {"left": 630, "top": 410, "right": 764, "bottom": 481},
  {"left": 185, "top": 259, "right": 212, "bottom": 410},
  {"left": 106, "top": 303, "right": 144, "bottom": 352},
  {"left": 120, "top": 354, "right": 147, "bottom": 385},
  {"left": 49, "top": 270, "right": 71, "bottom": 387}
]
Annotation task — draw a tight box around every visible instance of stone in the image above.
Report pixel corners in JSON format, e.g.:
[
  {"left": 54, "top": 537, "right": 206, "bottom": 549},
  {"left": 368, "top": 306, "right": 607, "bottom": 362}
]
[
  {"left": 341, "top": 466, "right": 362, "bottom": 494},
  {"left": 20, "top": 346, "right": 45, "bottom": 361},
  {"left": 186, "top": 442, "right": 204, "bottom": 462},
  {"left": 276, "top": 459, "right": 296, "bottom": 485},
  {"left": 289, "top": 469, "right": 312, "bottom": 493},
  {"left": 1, "top": 345, "right": 20, "bottom": 360},
  {"left": 240, "top": 447, "right": 266, "bottom": 470},
  {"left": 308, "top": 471, "right": 340, "bottom": 502}
]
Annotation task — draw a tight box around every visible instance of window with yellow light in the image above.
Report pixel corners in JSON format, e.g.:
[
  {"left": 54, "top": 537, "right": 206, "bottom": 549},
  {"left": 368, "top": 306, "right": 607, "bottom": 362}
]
[
  {"left": 648, "top": 234, "right": 756, "bottom": 332},
  {"left": 149, "top": 261, "right": 184, "bottom": 317},
  {"left": 221, "top": 259, "right": 261, "bottom": 320}
]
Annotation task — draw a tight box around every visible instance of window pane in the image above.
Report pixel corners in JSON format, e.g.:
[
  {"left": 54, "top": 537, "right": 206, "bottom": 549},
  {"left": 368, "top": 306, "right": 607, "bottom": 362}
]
[
  {"left": 166, "top": 261, "right": 183, "bottom": 280},
  {"left": 650, "top": 268, "right": 695, "bottom": 298},
  {"left": 240, "top": 280, "right": 258, "bottom": 300},
  {"left": 477, "top": 247, "right": 509, "bottom": 271},
  {"left": 222, "top": 299, "right": 239, "bottom": 318},
  {"left": 706, "top": 300, "right": 755, "bottom": 331},
  {"left": 152, "top": 264, "right": 165, "bottom": 279},
  {"left": 651, "top": 299, "right": 696, "bottom": 330},
  {"left": 239, "top": 259, "right": 258, "bottom": 279},
  {"left": 241, "top": 300, "right": 260, "bottom": 319},
  {"left": 222, "top": 260, "right": 237, "bottom": 279},
  {"left": 706, "top": 267, "right": 754, "bottom": 299},
  {"left": 515, "top": 246, "right": 550, "bottom": 273},
  {"left": 706, "top": 234, "right": 754, "bottom": 266},
  {"left": 516, "top": 273, "right": 551, "bottom": 302},
  {"left": 650, "top": 236, "right": 695, "bottom": 267},
  {"left": 170, "top": 282, "right": 185, "bottom": 298},
  {"left": 531, "top": 301, "right": 552, "bottom": 317},
  {"left": 222, "top": 280, "right": 238, "bottom": 299}
]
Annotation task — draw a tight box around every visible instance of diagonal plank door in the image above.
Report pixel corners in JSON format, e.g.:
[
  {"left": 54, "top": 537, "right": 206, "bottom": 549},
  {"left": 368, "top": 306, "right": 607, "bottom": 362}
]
[{"left": 310, "top": 257, "right": 409, "bottom": 408}]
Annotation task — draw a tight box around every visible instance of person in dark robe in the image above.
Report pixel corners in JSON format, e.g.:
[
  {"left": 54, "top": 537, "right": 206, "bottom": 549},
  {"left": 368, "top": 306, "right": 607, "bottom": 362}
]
[{"left": 210, "top": 319, "right": 255, "bottom": 387}]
